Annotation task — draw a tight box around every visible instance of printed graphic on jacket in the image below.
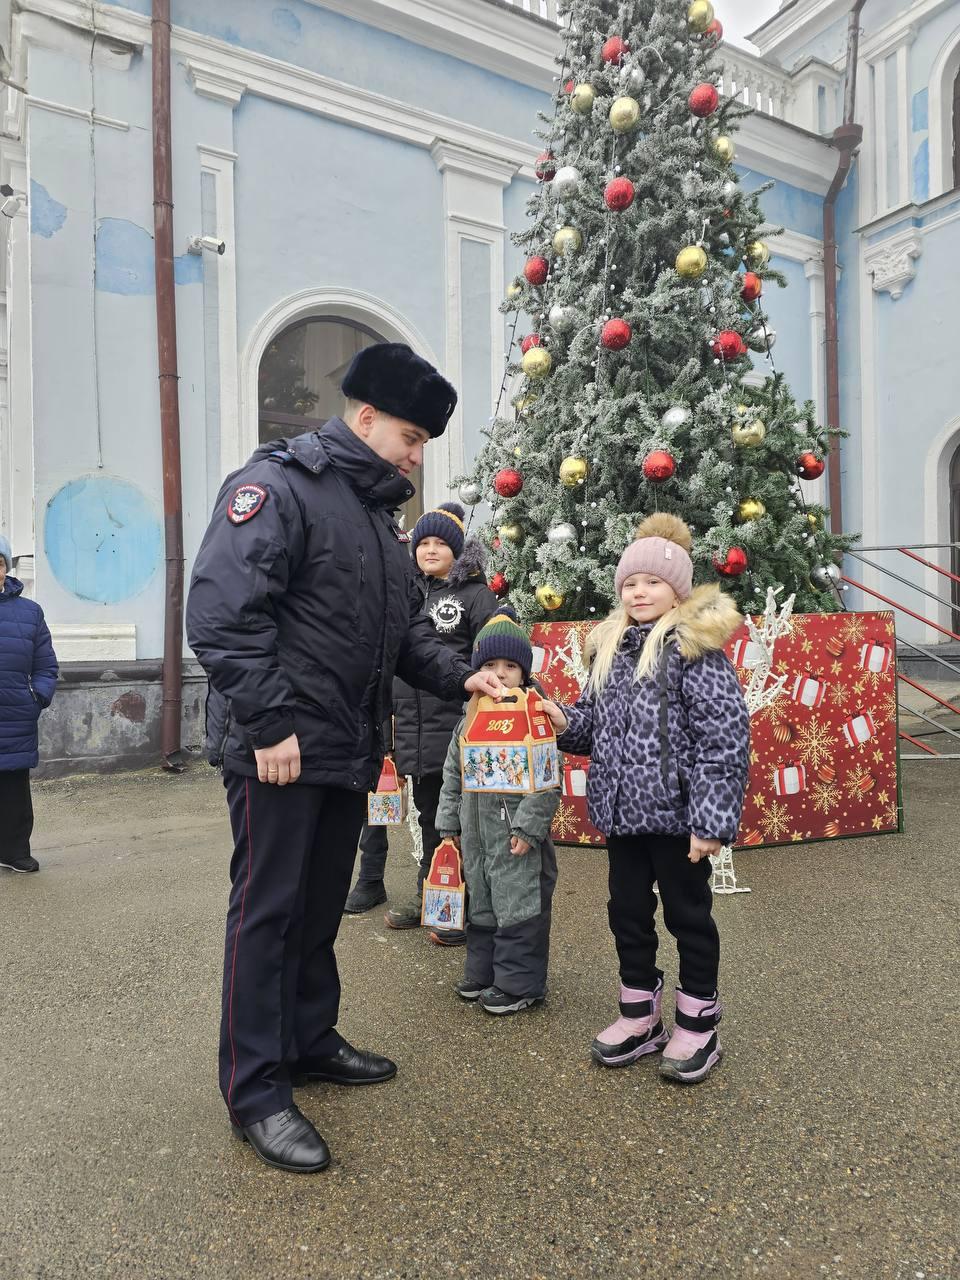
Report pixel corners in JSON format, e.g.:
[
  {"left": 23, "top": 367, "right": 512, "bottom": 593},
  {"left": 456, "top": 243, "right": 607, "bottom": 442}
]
[{"left": 429, "top": 595, "right": 466, "bottom": 633}]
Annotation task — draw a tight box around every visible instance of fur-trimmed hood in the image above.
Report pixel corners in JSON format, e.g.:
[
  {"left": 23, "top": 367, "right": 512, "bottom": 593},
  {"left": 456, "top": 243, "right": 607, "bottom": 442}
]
[
  {"left": 672, "top": 584, "right": 743, "bottom": 662},
  {"left": 446, "top": 535, "right": 487, "bottom": 588}
]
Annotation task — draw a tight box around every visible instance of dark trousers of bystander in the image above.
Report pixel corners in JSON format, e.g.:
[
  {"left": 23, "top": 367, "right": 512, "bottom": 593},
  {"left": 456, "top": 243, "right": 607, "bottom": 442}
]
[
  {"left": 0, "top": 769, "right": 34, "bottom": 864},
  {"left": 606, "top": 832, "right": 720, "bottom": 998}
]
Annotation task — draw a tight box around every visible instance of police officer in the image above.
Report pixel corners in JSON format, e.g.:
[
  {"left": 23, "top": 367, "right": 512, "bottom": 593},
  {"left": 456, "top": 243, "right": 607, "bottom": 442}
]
[{"left": 186, "top": 344, "right": 503, "bottom": 1174}]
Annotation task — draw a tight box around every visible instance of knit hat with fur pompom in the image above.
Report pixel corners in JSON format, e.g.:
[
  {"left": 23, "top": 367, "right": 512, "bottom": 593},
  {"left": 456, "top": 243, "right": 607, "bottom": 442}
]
[{"left": 614, "top": 512, "right": 694, "bottom": 601}]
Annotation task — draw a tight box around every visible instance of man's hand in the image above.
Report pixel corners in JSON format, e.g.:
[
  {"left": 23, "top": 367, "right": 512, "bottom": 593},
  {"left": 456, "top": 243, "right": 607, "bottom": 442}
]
[
  {"left": 689, "top": 835, "right": 721, "bottom": 863},
  {"left": 510, "top": 835, "right": 531, "bottom": 857},
  {"left": 540, "top": 698, "right": 569, "bottom": 733},
  {"left": 255, "top": 734, "right": 301, "bottom": 786},
  {"left": 465, "top": 670, "right": 506, "bottom": 700}
]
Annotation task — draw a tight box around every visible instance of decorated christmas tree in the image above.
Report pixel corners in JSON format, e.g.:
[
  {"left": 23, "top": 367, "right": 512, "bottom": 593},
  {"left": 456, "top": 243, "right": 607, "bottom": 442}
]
[{"left": 456, "top": 0, "right": 851, "bottom": 623}]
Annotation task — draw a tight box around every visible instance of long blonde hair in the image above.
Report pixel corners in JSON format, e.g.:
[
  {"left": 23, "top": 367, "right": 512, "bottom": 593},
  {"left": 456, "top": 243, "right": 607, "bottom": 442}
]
[{"left": 586, "top": 600, "right": 679, "bottom": 693}]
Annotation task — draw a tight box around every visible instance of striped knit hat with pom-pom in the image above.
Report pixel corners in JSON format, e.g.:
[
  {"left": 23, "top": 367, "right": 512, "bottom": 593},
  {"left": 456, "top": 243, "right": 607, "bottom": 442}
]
[
  {"left": 614, "top": 512, "right": 694, "bottom": 601},
  {"left": 411, "top": 501, "right": 465, "bottom": 559},
  {"left": 471, "top": 605, "right": 532, "bottom": 682}
]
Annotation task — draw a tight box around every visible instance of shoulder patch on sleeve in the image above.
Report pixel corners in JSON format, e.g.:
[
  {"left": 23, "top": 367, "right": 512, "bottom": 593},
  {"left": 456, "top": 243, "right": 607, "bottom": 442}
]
[{"left": 227, "top": 483, "right": 268, "bottom": 525}]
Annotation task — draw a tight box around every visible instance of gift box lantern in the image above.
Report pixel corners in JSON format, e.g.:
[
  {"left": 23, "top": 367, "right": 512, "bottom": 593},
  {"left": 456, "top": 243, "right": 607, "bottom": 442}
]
[
  {"left": 460, "top": 689, "right": 560, "bottom": 794},
  {"left": 367, "top": 757, "right": 407, "bottom": 825}
]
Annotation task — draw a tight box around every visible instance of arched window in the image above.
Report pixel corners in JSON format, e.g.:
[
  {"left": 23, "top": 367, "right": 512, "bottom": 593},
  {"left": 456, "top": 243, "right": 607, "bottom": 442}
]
[
  {"left": 258, "top": 316, "right": 423, "bottom": 526},
  {"left": 953, "top": 63, "right": 960, "bottom": 189},
  {"left": 950, "top": 441, "right": 960, "bottom": 631}
]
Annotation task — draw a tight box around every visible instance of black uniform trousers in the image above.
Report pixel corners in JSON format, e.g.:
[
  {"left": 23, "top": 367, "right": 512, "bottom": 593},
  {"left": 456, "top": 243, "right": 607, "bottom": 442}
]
[
  {"left": 221, "top": 772, "right": 366, "bottom": 1127},
  {"left": 0, "top": 769, "right": 34, "bottom": 863},
  {"left": 606, "top": 833, "right": 720, "bottom": 999},
  {"left": 355, "top": 773, "right": 445, "bottom": 889}
]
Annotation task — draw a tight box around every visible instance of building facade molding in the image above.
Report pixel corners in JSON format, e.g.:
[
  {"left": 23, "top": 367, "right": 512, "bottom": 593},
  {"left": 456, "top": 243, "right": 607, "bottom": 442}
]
[{"left": 864, "top": 228, "right": 923, "bottom": 299}]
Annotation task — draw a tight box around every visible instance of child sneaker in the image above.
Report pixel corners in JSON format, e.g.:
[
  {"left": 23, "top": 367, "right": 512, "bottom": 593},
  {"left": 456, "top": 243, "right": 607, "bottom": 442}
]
[
  {"left": 592, "top": 978, "right": 669, "bottom": 1067},
  {"left": 479, "top": 986, "right": 544, "bottom": 1015},
  {"left": 660, "top": 989, "right": 723, "bottom": 1084},
  {"left": 454, "top": 978, "right": 485, "bottom": 1002}
]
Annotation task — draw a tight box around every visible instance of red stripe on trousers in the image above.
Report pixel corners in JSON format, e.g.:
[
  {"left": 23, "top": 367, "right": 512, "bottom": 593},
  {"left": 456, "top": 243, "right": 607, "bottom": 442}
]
[{"left": 225, "top": 777, "right": 255, "bottom": 1125}]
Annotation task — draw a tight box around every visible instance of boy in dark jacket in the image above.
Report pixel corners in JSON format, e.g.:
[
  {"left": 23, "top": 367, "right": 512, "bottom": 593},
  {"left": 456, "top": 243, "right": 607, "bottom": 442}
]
[{"left": 343, "top": 503, "right": 498, "bottom": 939}]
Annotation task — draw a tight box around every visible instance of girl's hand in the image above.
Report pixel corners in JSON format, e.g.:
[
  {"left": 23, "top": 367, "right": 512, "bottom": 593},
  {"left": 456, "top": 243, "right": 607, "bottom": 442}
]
[
  {"left": 540, "top": 698, "right": 568, "bottom": 733},
  {"left": 510, "top": 835, "right": 531, "bottom": 857},
  {"left": 689, "top": 835, "right": 722, "bottom": 863}
]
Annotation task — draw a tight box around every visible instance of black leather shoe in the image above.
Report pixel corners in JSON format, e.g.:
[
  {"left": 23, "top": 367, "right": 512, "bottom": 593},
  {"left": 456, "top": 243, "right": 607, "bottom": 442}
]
[
  {"left": 230, "top": 1105, "right": 330, "bottom": 1173},
  {"left": 292, "top": 1042, "right": 397, "bottom": 1087},
  {"left": 343, "top": 880, "right": 387, "bottom": 914}
]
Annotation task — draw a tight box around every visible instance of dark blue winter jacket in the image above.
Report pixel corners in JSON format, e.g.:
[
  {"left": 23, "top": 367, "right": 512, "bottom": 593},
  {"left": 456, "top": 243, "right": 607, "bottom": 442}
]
[{"left": 0, "top": 577, "right": 59, "bottom": 771}]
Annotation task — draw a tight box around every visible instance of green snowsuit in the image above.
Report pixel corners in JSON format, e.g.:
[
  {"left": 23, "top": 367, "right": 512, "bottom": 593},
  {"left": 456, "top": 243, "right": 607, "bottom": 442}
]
[{"left": 435, "top": 715, "right": 560, "bottom": 999}]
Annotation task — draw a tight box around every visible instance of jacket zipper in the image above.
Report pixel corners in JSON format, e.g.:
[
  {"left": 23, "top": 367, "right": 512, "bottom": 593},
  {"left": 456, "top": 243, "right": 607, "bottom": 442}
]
[
  {"left": 215, "top": 706, "right": 232, "bottom": 770},
  {"left": 27, "top": 677, "right": 38, "bottom": 704},
  {"left": 359, "top": 551, "right": 365, "bottom": 585}
]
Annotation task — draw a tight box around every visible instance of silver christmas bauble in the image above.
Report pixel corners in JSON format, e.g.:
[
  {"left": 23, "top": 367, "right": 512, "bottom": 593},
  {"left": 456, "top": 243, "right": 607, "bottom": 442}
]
[
  {"left": 748, "top": 326, "right": 777, "bottom": 352},
  {"left": 458, "top": 480, "right": 482, "bottom": 506},
  {"left": 620, "top": 64, "right": 645, "bottom": 95},
  {"left": 722, "top": 179, "right": 737, "bottom": 202},
  {"left": 552, "top": 166, "right": 582, "bottom": 199},
  {"left": 661, "top": 405, "right": 692, "bottom": 429},
  {"left": 547, "top": 522, "right": 578, "bottom": 544},
  {"left": 810, "top": 562, "right": 841, "bottom": 589},
  {"left": 548, "top": 303, "right": 578, "bottom": 332}
]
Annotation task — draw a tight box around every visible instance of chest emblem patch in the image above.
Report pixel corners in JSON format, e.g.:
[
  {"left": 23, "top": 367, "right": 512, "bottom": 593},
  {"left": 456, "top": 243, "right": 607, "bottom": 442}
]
[
  {"left": 228, "top": 484, "right": 268, "bottom": 525},
  {"left": 430, "top": 595, "right": 465, "bottom": 633}
]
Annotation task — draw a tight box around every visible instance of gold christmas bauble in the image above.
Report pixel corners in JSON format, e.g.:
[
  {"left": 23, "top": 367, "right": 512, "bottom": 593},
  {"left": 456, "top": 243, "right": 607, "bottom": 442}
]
[
  {"left": 688, "top": 0, "right": 715, "bottom": 33},
  {"left": 522, "top": 347, "right": 553, "bottom": 379},
  {"left": 609, "top": 96, "right": 641, "bottom": 133},
  {"left": 737, "top": 497, "right": 766, "bottom": 523},
  {"left": 732, "top": 418, "right": 766, "bottom": 448},
  {"left": 570, "top": 83, "right": 596, "bottom": 115},
  {"left": 514, "top": 393, "right": 538, "bottom": 414},
  {"left": 535, "top": 584, "right": 565, "bottom": 612},
  {"left": 559, "top": 455, "right": 590, "bottom": 487},
  {"left": 675, "top": 245, "right": 708, "bottom": 279},
  {"left": 552, "top": 226, "right": 583, "bottom": 256},
  {"left": 498, "top": 522, "right": 523, "bottom": 543},
  {"left": 506, "top": 279, "right": 523, "bottom": 299},
  {"left": 745, "top": 240, "right": 771, "bottom": 268},
  {"left": 807, "top": 512, "right": 821, "bottom": 530},
  {"left": 735, "top": 403, "right": 749, "bottom": 418},
  {"left": 713, "top": 135, "right": 735, "bottom": 163}
]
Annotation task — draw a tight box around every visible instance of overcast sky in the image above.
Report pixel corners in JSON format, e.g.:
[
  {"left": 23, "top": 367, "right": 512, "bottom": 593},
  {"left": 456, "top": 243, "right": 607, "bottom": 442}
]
[{"left": 722, "top": 0, "right": 782, "bottom": 52}]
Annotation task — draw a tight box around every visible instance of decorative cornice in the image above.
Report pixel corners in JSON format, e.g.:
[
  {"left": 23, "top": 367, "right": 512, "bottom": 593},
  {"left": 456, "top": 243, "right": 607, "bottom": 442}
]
[
  {"left": 429, "top": 139, "right": 520, "bottom": 186},
  {"left": 188, "top": 65, "right": 247, "bottom": 107},
  {"left": 864, "top": 228, "right": 923, "bottom": 300}
]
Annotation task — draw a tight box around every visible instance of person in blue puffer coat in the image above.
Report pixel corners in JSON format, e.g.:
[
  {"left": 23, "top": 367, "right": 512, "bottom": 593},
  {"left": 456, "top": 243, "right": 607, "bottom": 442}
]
[{"left": 0, "top": 535, "right": 59, "bottom": 873}]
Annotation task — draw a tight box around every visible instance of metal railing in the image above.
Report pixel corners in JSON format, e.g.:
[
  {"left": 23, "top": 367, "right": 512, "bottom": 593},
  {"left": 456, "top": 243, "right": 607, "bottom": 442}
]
[
  {"left": 499, "top": 0, "right": 561, "bottom": 23},
  {"left": 841, "top": 544, "right": 960, "bottom": 759}
]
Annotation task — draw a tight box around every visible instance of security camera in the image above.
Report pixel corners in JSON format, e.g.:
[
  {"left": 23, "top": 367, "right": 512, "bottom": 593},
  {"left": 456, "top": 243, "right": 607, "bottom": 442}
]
[
  {"left": 0, "top": 195, "right": 22, "bottom": 218},
  {"left": 187, "top": 234, "right": 226, "bottom": 256}
]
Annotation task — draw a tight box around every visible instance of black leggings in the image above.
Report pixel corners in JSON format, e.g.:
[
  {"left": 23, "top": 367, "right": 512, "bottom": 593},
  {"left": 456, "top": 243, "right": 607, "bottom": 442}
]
[{"left": 606, "top": 833, "right": 720, "bottom": 998}]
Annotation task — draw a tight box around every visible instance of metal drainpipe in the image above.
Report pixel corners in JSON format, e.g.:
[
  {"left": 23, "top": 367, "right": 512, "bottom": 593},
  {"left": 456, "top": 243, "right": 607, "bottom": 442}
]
[
  {"left": 152, "top": 0, "right": 185, "bottom": 769},
  {"left": 823, "top": 0, "right": 867, "bottom": 535}
]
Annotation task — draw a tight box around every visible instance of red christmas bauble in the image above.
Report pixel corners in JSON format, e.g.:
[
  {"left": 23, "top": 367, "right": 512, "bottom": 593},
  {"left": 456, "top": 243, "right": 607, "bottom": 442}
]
[
  {"left": 490, "top": 572, "right": 509, "bottom": 597},
  {"left": 604, "top": 176, "right": 635, "bottom": 211},
  {"left": 705, "top": 18, "right": 723, "bottom": 42},
  {"left": 524, "top": 256, "right": 549, "bottom": 286},
  {"left": 601, "top": 36, "right": 629, "bottom": 65},
  {"left": 535, "top": 151, "right": 556, "bottom": 182},
  {"left": 797, "top": 451, "right": 826, "bottom": 480},
  {"left": 601, "top": 318, "right": 632, "bottom": 350},
  {"left": 713, "top": 547, "right": 749, "bottom": 577},
  {"left": 493, "top": 468, "right": 524, "bottom": 498},
  {"left": 741, "top": 272, "right": 763, "bottom": 302},
  {"left": 521, "top": 334, "right": 544, "bottom": 354},
  {"left": 688, "top": 83, "right": 719, "bottom": 118},
  {"left": 563, "top": 78, "right": 575, "bottom": 94},
  {"left": 642, "top": 450, "right": 676, "bottom": 483},
  {"left": 711, "top": 330, "right": 747, "bottom": 361}
]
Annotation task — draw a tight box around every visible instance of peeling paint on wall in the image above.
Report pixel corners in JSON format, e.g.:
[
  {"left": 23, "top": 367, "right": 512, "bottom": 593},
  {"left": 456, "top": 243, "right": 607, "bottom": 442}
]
[
  {"left": 44, "top": 475, "right": 162, "bottom": 604},
  {"left": 95, "top": 218, "right": 203, "bottom": 294},
  {"left": 272, "top": 8, "right": 302, "bottom": 41},
  {"left": 110, "top": 690, "right": 147, "bottom": 723},
  {"left": 29, "top": 180, "right": 68, "bottom": 238}
]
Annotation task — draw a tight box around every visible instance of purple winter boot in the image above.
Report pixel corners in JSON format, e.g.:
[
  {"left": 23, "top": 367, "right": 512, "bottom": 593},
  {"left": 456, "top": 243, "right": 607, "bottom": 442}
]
[
  {"left": 591, "top": 978, "right": 669, "bottom": 1067},
  {"left": 660, "top": 989, "right": 723, "bottom": 1084}
]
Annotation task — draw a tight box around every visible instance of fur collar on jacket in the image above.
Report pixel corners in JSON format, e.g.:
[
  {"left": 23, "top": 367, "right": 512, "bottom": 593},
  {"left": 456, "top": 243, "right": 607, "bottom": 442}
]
[{"left": 671, "top": 585, "right": 743, "bottom": 661}]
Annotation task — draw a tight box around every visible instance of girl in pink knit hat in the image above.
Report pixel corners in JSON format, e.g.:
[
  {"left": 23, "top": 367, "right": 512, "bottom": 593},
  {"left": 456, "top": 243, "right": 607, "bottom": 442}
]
[{"left": 541, "top": 513, "right": 750, "bottom": 1084}]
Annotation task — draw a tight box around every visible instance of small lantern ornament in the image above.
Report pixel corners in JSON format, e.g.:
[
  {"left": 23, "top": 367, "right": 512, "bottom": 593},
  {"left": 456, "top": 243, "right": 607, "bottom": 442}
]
[
  {"left": 604, "top": 177, "right": 635, "bottom": 210},
  {"left": 601, "top": 35, "right": 629, "bottom": 65},
  {"left": 524, "top": 256, "right": 549, "bottom": 286},
  {"left": 493, "top": 468, "right": 523, "bottom": 498},
  {"left": 609, "top": 96, "right": 641, "bottom": 133},
  {"left": 643, "top": 450, "right": 676, "bottom": 483},
  {"left": 714, "top": 547, "right": 749, "bottom": 577},
  {"left": 689, "top": 83, "right": 719, "bottom": 117},
  {"left": 559, "top": 456, "right": 590, "bottom": 487},
  {"left": 522, "top": 347, "right": 553, "bottom": 379},
  {"left": 601, "top": 318, "right": 632, "bottom": 350},
  {"left": 797, "top": 451, "right": 826, "bottom": 480},
  {"left": 676, "top": 245, "right": 708, "bottom": 278}
]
